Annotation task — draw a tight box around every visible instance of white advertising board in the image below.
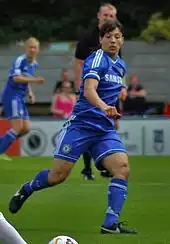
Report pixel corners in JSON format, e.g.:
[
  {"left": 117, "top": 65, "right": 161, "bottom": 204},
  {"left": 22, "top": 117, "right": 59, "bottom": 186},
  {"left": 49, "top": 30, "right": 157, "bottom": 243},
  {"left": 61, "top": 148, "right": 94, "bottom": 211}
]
[{"left": 21, "top": 118, "right": 170, "bottom": 156}]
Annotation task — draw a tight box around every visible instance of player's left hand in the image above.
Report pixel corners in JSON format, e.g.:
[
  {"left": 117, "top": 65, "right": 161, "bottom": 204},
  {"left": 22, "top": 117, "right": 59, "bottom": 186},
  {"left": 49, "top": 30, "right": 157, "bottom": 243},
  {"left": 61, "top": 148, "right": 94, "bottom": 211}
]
[
  {"left": 103, "top": 106, "right": 121, "bottom": 119},
  {"left": 28, "top": 93, "right": 36, "bottom": 104}
]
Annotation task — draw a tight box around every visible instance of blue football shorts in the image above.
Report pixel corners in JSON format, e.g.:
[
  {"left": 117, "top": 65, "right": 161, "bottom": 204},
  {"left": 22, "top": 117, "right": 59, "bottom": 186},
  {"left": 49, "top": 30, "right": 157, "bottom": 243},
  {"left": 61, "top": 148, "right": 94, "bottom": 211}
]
[
  {"left": 2, "top": 96, "right": 29, "bottom": 120},
  {"left": 53, "top": 124, "right": 127, "bottom": 170}
]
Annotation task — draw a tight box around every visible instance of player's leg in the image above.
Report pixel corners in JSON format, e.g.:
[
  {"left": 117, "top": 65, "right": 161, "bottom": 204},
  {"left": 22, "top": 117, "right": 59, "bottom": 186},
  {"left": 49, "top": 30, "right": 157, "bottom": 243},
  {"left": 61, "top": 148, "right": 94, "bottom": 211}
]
[
  {"left": 19, "top": 103, "right": 31, "bottom": 137},
  {"left": 100, "top": 119, "right": 119, "bottom": 179},
  {"left": 9, "top": 158, "right": 74, "bottom": 214},
  {"left": 0, "top": 98, "right": 27, "bottom": 155},
  {"left": 0, "top": 212, "right": 27, "bottom": 244},
  {"left": 0, "top": 118, "right": 22, "bottom": 155},
  {"left": 9, "top": 126, "right": 90, "bottom": 213},
  {"left": 81, "top": 152, "right": 95, "bottom": 180},
  {"left": 89, "top": 132, "right": 136, "bottom": 234},
  {"left": 101, "top": 153, "right": 136, "bottom": 233}
]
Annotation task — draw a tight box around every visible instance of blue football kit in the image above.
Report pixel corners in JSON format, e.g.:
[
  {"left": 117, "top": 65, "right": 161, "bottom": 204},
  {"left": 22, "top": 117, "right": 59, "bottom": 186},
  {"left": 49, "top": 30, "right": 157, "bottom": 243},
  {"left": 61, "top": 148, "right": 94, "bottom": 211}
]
[
  {"left": 54, "top": 49, "right": 127, "bottom": 169},
  {"left": 8, "top": 48, "right": 137, "bottom": 235},
  {"left": 1, "top": 54, "right": 37, "bottom": 120}
]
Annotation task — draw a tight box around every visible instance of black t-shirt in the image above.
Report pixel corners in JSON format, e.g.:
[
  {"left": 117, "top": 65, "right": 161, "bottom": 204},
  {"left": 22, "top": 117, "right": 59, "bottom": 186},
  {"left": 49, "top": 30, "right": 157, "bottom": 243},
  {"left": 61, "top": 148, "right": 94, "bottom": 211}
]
[
  {"left": 128, "top": 84, "right": 143, "bottom": 92},
  {"left": 75, "top": 27, "right": 122, "bottom": 60}
]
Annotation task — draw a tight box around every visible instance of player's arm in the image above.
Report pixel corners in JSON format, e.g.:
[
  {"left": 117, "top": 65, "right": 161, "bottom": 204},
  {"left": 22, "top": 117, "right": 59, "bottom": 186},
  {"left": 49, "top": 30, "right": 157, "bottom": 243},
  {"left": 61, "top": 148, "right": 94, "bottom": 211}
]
[
  {"left": 12, "top": 58, "right": 44, "bottom": 84},
  {"left": 84, "top": 78, "right": 120, "bottom": 118},
  {"left": 28, "top": 84, "right": 33, "bottom": 95},
  {"left": 84, "top": 78, "right": 108, "bottom": 110},
  {"left": 13, "top": 75, "right": 44, "bottom": 84},
  {"left": 27, "top": 84, "right": 36, "bottom": 104}
]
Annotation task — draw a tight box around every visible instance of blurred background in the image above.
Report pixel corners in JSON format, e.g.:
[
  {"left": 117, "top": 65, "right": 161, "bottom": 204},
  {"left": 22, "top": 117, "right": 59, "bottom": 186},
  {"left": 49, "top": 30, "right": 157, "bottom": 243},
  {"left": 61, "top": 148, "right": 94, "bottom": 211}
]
[
  {"left": 0, "top": 2, "right": 170, "bottom": 244},
  {"left": 0, "top": 0, "right": 170, "bottom": 156}
]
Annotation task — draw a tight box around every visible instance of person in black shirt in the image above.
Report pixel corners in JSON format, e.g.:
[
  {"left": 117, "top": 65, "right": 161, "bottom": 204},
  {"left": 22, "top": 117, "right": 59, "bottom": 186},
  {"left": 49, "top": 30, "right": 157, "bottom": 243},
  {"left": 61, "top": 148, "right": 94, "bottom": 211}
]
[
  {"left": 124, "top": 74, "right": 147, "bottom": 114},
  {"left": 74, "top": 3, "right": 119, "bottom": 180},
  {"left": 53, "top": 68, "right": 74, "bottom": 94}
]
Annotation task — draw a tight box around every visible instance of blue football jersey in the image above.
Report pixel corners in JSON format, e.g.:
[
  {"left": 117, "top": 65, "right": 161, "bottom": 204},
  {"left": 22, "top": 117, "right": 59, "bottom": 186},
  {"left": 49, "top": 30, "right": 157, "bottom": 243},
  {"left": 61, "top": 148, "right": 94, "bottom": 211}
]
[
  {"left": 72, "top": 49, "right": 126, "bottom": 132},
  {"left": 1, "top": 54, "right": 38, "bottom": 100}
]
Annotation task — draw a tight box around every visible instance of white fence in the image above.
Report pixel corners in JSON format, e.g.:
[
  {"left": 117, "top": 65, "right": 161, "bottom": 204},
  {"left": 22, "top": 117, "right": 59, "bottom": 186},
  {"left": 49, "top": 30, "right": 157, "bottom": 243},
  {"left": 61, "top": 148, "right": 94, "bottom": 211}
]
[{"left": 21, "top": 118, "right": 170, "bottom": 156}]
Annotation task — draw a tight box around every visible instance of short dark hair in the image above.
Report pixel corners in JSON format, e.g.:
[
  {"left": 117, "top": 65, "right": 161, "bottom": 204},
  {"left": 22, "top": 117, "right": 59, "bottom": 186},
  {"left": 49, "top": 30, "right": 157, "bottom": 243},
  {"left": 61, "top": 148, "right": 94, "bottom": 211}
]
[
  {"left": 99, "top": 20, "right": 124, "bottom": 38},
  {"left": 99, "top": 2, "right": 117, "bottom": 12}
]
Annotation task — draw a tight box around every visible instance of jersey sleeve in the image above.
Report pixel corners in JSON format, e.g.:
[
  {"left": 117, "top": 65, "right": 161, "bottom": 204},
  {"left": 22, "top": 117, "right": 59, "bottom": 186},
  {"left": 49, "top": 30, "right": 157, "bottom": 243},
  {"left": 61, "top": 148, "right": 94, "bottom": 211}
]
[
  {"left": 82, "top": 50, "right": 105, "bottom": 82},
  {"left": 11, "top": 56, "right": 25, "bottom": 76},
  {"left": 75, "top": 39, "right": 91, "bottom": 60}
]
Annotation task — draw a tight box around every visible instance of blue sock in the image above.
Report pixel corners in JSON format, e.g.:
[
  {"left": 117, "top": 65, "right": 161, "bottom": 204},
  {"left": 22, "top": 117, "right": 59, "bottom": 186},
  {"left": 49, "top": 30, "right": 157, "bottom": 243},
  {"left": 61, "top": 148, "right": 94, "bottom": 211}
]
[
  {"left": 0, "top": 129, "right": 17, "bottom": 154},
  {"left": 23, "top": 169, "right": 52, "bottom": 194},
  {"left": 104, "top": 178, "right": 128, "bottom": 228}
]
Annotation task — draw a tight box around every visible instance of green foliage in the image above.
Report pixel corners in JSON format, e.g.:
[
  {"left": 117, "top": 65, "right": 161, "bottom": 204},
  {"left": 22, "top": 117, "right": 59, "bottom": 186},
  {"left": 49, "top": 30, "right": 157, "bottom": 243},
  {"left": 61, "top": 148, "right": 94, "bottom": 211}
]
[
  {"left": 140, "top": 13, "right": 170, "bottom": 42},
  {"left": 0, "top": 0, "right": 168, "bottom": 43}
]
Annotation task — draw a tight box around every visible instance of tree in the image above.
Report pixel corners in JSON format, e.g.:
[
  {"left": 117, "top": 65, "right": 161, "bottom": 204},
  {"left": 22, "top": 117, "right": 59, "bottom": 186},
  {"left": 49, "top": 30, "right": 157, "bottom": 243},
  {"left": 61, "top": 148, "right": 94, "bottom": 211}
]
[{"left": 140, "top": 13, "right": 170, "bottom": 42}]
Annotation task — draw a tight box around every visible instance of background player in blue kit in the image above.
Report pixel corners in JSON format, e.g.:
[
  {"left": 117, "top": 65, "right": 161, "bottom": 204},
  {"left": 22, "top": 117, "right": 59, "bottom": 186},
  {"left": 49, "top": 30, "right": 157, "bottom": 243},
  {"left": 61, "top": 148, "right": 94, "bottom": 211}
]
[
  {"left": 9, "top": 21, "right": 136, "bottom": 234},
  {"left": 0, "top": 37, "right": 45, "bottom": 159}
]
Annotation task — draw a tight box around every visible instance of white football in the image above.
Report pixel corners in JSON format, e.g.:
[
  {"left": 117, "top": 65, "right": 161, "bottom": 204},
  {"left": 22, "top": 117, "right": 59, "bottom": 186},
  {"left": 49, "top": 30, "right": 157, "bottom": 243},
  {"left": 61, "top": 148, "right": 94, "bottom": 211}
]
[{"left": 48, "top": 235, "right": 78, "bottom": 244}]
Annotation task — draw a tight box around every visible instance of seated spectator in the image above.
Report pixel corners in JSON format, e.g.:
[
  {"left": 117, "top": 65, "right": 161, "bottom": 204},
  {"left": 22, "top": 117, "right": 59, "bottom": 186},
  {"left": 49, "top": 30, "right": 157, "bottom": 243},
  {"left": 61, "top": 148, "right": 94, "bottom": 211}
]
[
  {"left": 124, "top": 74, "right": 147, "bottom": 115},
  {"left": 163, "top": 101, "right": 170, "bottom": 116},
  {"left": 54, "top": 68, "right": 74, "bottom": 93},
  {"left": 51, "top": 81, "right": 76, "bottom": 119}
]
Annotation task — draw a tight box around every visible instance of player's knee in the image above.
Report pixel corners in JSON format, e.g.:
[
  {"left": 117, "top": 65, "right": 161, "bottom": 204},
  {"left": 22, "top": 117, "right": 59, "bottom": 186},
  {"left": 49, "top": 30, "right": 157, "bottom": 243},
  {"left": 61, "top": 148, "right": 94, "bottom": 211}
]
[
  {"left": 21, "top": 127, "right": 30, "bottom": 136},
  {"left": 114, "top": 159, "right": 130, "bottom": 180},
  {"left": 11, "top": 123, "right": 24, "bottom": 135},
  {"left": 21, "top": 122, "right": 31, "bottom": 136},
  {"left": 104, "top": 153, "right": 130, "bottom": 180}
]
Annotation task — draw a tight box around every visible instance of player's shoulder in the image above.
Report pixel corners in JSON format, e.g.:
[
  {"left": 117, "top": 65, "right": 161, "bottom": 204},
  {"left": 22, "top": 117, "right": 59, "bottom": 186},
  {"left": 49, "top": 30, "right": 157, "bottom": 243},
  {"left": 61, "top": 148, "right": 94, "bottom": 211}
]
[
  {"left": 13, "top": 54, "right": 27, "bottom": 67},
  {"left": 117, "top": 56, "right": 126, "bottom": 72},
  {"left": 85, "top": 49, "right": 107, "bottom": 68},
  {"left": 118, "top": 56, "right": 126, "bottom": 66}
]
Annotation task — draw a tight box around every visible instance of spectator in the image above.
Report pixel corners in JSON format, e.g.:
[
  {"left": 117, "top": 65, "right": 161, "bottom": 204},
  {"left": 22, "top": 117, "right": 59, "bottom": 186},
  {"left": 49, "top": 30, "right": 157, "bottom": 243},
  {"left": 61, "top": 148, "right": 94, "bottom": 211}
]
[
  {"left": 54, "top": 68, "right": 74, "bottom": 94},
  {"left": 51, "top": 81, "right": 76, "bottom": 119},
  {"left": 163, "top": 101, "right": 170, "bottom": 116},
  {"left": 124, "top": 74, "right": 147, "bottom": 115}
]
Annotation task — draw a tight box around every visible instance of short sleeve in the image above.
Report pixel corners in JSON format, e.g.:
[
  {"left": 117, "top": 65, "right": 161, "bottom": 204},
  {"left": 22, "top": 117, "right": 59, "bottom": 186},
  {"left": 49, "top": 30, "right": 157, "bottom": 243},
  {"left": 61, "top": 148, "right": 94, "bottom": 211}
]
[
  {"left": 82, "top": 50, "right": 104, "bottom": 82},
  {"left": 75, "top": 39, "right": 91, "bottom": 60},
  {"left": 11, "top": 56, "right": 24, "bottom": 76}
]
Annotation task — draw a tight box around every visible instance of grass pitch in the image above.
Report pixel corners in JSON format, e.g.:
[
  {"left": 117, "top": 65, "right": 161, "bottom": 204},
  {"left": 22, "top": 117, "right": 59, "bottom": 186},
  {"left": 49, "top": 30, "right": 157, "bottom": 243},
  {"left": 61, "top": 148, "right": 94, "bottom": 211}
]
[{"left": 0, "top": 156, "right": 170, "bottom": 244}]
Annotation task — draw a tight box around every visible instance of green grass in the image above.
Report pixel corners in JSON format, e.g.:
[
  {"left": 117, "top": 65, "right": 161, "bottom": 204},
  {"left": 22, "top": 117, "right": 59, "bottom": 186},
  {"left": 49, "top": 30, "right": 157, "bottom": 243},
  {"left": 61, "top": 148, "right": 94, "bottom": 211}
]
[{"left": 0, "top": 156, "right": 170, "bottom": 244}]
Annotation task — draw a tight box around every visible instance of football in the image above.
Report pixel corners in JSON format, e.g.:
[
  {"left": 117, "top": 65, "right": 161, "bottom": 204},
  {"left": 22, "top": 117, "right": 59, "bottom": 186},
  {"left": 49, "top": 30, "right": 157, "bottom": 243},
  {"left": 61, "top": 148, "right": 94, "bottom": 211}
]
[{"left": 48, "top": 235, "right": 78, "bottom": 244}]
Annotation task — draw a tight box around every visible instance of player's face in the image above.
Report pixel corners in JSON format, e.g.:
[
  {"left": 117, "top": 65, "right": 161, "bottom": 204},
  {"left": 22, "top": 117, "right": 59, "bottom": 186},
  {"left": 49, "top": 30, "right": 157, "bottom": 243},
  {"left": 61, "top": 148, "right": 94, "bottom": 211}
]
[
  {"left": 100, "top": 28, "right": 123, "bottom": 57},
  {"left": 98, "top": 7, "right": 117, "bottom": 28},
  {"left": 26, "top": 40, "right": 39, "bottom": 61}
]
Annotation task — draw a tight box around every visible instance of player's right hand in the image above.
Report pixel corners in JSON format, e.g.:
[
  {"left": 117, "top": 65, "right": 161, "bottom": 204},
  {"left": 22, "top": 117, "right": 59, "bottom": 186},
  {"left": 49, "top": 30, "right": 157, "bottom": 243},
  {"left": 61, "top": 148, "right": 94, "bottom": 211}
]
[
  {"left": 103, "top": 106, "right": 121, "bottom": 119},
  {"left": 36, "top": 77, "right": 45, "bottom": 84}
]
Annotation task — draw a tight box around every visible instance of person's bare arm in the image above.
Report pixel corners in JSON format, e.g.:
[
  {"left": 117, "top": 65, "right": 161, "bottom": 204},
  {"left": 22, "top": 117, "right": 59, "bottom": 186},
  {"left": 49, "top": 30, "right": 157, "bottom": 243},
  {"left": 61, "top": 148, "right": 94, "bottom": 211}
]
[
  {"left": 129, "top": 89, "right": 147, "bottom": 97},
  {"left": 27, "top": 84, "right": 36, "bottom": 104},
  {"left": 136, "top": 89, "right": 147, "bottom": 97},
  {"left": 84, "top": 78, "right": 121, "bottom": 118},
  {"left": 13, "top": 75, "right": 44, "bottom": 84},
  {"left": 74, "top": 58, "right": 84, "bottom": 89}
]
